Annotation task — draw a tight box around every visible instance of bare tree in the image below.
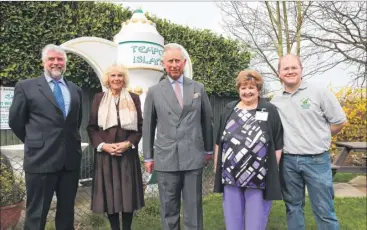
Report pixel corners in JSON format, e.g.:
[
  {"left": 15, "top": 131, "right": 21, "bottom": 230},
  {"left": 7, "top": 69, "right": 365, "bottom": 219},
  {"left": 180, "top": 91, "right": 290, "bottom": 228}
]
[
  {"left": 302, "top": 2, "right": 367, "bottom": 87},
  {"left": 216, "top": 1, "right": 366, "bottom": 88}
]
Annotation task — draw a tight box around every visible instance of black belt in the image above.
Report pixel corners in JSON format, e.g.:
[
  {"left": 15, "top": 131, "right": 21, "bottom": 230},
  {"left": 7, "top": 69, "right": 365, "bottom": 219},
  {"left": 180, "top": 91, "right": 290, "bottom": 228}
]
[{"left": 284, "top": 151, "right": 327, "bottom": 157}]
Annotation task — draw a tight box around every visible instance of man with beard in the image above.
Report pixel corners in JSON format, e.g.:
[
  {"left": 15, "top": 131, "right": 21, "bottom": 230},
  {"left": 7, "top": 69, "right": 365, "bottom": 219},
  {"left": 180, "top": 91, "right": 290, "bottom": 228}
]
[
  {"left": 271, "top": 54, "right": 347, "bottom": 230},
  {"left": 9, "top": 44, "right": 83, "bottom": 230},
  {"left": 143, "top": 43, "right": 213, "bottom": 230}
]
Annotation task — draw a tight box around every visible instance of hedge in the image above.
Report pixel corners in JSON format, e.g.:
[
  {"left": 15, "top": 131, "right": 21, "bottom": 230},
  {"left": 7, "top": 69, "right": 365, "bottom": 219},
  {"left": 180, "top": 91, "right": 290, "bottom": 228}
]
[{"left": 0, "top": 1, "right": 250, "bottom": 96}]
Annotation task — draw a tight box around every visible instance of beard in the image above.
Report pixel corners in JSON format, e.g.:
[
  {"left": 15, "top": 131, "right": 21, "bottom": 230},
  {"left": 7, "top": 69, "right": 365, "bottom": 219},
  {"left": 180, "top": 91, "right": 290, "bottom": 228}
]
[{"left": 46, "top": 67, "right": 65, "bottom": 79}]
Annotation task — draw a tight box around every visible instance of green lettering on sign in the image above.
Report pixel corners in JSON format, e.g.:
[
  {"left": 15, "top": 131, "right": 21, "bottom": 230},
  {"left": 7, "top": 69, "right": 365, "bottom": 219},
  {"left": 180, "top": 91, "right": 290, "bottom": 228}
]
[{"left": 130, "top": 45, "right": 163, "bottom": 56}]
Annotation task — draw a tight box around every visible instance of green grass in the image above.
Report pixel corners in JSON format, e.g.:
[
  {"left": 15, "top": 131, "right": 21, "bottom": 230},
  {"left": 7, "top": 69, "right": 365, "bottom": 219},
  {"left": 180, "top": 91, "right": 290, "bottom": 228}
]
[
  {"left": 52, "top": 193, "right": 365, "bottom": 229},
  {"left": 131, "top": 194, "right": 366, "bottom": 230},
  {"left": 44, "top": 212, "right": 110, "bottom": 230},
  {"left": 267, "top": 197, "right": 367, "bottom": 230},
  {"left": 333, "top": 173, "right": 363, "bottom": 183},
  {"left": 43, "top": 174, "right": 364, "bottom": 229}
]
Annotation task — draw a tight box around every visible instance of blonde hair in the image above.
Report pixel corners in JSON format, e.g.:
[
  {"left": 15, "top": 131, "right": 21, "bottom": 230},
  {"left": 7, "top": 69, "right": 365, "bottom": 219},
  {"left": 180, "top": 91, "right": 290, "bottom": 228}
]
[
  {"left": 102, "top": 64, "right": 129, "bottom": 88},
  {"left": 236, "top": 69, "right": 264, "bottom": 91}
]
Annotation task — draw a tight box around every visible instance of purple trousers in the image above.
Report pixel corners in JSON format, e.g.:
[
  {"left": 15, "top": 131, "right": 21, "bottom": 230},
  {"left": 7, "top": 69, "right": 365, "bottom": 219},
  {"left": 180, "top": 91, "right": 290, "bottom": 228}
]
[{"left": 223, "top": 185, "right": 272, "bottom": 230}]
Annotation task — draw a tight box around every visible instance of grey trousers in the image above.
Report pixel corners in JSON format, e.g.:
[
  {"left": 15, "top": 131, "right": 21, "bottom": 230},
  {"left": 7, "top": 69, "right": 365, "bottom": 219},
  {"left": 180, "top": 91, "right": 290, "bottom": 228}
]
[{"left": 156, "top": 168, "right": 203, "bottom": 230}]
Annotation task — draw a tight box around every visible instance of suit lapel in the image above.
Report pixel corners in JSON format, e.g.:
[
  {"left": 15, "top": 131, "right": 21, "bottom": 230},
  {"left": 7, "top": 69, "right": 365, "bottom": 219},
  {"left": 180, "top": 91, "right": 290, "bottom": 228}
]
[
  {"left": 37, "top": 75, "right": 62, "bottom": 113},
  {"left": 160, "top": 78, "right": 182, "bottom": 116},
  {"left": 179, "top": 77, "right": 194, "bottom": 122}
]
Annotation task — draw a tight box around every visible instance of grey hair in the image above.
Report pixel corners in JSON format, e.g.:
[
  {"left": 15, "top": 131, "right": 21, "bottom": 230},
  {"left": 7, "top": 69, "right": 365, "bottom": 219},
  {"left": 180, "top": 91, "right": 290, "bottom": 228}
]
[
  {"left": 161, "top": 43, "right": 186, "bottom": 61},
  {"left": 41, "top": 44, "right": 67, "bottom": 62}
]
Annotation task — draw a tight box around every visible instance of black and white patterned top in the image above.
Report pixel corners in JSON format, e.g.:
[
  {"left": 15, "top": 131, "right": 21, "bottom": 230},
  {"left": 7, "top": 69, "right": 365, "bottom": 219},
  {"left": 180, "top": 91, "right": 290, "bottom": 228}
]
[{"left": 221, "top": 107, "right": 269, "bottom": 189}]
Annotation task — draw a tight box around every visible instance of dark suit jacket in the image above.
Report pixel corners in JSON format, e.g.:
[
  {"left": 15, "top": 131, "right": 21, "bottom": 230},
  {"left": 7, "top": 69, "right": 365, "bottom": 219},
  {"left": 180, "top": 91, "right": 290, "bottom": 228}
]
[
  {"left": 86, "top": 92, "right": 143, "bottom": 148},
  {"left": 8, "top": 75, "right": 83, "bottom": 173},
  {"left": 213, "top": 98, "right": 284, "bottom": 200}
]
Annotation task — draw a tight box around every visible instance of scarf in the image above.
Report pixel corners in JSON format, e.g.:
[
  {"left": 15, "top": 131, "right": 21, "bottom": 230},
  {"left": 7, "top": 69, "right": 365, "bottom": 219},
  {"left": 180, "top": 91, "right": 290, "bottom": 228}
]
[{"left": 98, "top": 89, "right": 138, "bottom": 131}]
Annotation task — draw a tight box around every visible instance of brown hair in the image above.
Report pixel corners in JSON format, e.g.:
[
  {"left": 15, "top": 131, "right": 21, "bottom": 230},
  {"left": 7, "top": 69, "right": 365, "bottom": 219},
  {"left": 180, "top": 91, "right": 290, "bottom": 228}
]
[{"left": 236, "top": 69, "right": 264, "bottom": 91}]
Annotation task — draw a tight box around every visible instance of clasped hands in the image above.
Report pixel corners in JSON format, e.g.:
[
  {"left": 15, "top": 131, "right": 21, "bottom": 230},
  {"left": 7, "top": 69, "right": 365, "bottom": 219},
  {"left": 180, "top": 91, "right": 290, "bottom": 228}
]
[{"left": 102, "top": 141, "right": 132, "bottom": 156}]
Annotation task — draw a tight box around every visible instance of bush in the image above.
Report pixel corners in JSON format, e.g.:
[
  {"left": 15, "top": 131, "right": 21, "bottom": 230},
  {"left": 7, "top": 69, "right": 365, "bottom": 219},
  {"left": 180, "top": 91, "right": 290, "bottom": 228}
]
[
  {"left": 0, "top": 155, "right": 26, "bottom": 207},
  {"left": 330, "top": 87, "right": 367, "bottom": 160}
]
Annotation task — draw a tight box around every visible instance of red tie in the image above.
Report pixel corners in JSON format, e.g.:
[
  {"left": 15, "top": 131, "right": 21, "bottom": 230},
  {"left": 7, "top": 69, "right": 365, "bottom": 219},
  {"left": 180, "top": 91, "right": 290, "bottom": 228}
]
[{"left": 174, "top": 81, "right": 183, "bottom": 109}]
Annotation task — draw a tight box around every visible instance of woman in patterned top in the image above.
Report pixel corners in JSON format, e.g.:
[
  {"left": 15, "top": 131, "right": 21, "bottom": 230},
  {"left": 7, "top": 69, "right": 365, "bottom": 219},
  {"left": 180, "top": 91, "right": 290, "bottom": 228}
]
[{"left": 213, "top": 70, "right": 284, "bottom": 230}]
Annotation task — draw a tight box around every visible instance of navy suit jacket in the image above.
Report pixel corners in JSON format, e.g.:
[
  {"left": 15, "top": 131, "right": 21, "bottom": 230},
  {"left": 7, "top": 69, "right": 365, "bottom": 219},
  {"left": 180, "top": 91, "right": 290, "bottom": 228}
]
[{"left": 9, "top": 75, "right": 83, "bottom": 173}]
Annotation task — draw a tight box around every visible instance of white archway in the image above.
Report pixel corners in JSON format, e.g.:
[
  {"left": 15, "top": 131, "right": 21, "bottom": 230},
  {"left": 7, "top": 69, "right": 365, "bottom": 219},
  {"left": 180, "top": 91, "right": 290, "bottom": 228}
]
[
  {"left": 61, "top": 37, "right": 118, "bottom": 92},
  {"left": 61, "top": 37, "right": 194, "bottom": 93}
]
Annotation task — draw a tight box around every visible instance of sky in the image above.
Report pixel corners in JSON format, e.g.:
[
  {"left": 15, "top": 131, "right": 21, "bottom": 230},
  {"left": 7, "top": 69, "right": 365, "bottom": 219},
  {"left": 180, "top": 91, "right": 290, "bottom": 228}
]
[{"left": 116, "top": 1, "right": 358, "bottom": 91}]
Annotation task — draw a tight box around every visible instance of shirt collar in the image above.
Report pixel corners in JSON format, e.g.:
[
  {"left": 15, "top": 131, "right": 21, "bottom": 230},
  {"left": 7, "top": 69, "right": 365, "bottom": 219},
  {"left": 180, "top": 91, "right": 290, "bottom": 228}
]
[
  {"left": 282, "top": 80, "right": 308, "bottom": 94},
  {"left": 44, "top": 72, "right": 66, "bottom": 85},
  {"left": 168, "top": 75, "right": 184, "bottom": 84}
]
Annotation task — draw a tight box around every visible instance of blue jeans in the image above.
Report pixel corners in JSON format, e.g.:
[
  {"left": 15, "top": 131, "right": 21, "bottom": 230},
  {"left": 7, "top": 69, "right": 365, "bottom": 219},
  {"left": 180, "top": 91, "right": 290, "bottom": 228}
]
[{"left": 281, "top": 151, "right": 339, "bottom": 230}]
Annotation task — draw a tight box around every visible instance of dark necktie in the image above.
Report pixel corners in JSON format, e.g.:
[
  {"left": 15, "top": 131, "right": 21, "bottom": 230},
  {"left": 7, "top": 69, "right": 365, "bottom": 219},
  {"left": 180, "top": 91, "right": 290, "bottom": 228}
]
[{"left": 52, "top": 79, "right": 66, "bottom": 118}]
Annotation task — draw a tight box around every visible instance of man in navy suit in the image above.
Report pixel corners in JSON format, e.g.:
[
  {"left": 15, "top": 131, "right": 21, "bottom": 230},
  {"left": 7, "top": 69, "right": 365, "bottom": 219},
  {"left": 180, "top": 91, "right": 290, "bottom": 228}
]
[{"left": 9, "top": 44, "right": 83, "bottom": 230}]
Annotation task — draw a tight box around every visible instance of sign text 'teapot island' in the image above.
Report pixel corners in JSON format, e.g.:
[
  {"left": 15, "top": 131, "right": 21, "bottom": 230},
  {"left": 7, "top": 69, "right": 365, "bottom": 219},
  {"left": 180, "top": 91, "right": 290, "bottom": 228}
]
[{"left": 131, "top": 45, "right": 163, "bottom": 66}]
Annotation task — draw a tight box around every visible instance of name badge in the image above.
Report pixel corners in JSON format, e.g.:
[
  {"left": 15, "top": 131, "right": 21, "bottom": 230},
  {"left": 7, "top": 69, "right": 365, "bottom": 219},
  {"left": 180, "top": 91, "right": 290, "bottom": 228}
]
[{"left": 255, "top": 111, "right": 268, "bottom": 121}]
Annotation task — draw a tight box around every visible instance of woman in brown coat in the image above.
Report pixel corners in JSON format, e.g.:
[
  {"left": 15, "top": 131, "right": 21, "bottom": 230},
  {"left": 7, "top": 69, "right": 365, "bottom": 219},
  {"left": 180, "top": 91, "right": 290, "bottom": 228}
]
[{"left": 87, "top": 64, "right": 144, "bottom": 230}]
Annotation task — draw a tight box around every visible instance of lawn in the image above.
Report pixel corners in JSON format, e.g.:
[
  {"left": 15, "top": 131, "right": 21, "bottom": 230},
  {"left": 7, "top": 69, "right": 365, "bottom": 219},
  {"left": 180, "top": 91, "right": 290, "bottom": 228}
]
[
  {"left": 333, "top": 172, "right": 363, "bottom": 183},
  {"left": 45, "top": 195, "right": 366, "bottom": 230},
  {"left": 44, "top": 173, "right": 365, "bottom": 229},
  {"left": 131, "top": 194, "right": 367, "bottom": 230}
]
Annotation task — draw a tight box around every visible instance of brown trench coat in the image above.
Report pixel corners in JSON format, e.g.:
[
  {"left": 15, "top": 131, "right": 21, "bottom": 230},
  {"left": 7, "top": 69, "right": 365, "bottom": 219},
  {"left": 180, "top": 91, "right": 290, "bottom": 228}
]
[{"left": 87, "top": 92, "right": 145, "bottom": 214}]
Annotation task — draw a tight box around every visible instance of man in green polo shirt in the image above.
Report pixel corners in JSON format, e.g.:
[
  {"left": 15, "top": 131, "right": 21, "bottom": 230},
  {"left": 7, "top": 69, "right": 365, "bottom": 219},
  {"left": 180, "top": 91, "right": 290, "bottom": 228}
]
[{"left": 271, "top": 54, "right": 347, "bottom": 230}]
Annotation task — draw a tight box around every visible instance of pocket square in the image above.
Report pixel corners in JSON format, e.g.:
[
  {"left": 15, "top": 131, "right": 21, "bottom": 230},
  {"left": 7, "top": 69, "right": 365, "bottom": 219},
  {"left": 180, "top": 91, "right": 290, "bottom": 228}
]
[{"left": 193, "top": 93, "right": 201, "bottom": 98}]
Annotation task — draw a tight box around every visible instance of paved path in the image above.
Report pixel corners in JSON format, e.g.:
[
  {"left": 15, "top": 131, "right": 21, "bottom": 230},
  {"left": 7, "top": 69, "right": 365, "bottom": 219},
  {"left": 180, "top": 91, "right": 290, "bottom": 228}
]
[{"left": 334, "top": 176, "right": 366, "bottom": 197}]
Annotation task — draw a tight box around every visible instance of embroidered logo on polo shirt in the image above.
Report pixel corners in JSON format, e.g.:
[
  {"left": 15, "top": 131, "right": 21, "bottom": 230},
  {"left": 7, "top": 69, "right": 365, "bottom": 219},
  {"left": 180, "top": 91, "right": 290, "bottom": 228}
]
[{"left": 300, "top": 98, "right": 311, "bottom": 109}]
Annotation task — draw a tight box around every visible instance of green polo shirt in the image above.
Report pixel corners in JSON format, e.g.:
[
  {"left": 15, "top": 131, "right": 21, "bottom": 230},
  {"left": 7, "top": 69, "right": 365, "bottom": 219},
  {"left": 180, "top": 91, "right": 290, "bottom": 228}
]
[{"left": 271, "top": 81, "right": 346, "bottom": 155}]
